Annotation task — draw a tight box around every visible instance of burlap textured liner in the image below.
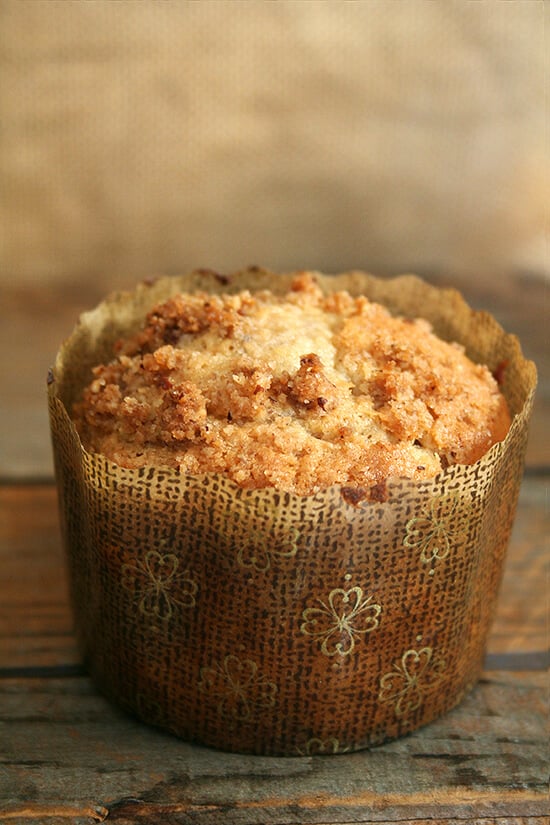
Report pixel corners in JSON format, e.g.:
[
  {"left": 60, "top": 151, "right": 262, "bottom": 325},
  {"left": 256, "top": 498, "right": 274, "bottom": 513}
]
[{"left": 48, "top": 269, "right": 537, "bottom": 756}]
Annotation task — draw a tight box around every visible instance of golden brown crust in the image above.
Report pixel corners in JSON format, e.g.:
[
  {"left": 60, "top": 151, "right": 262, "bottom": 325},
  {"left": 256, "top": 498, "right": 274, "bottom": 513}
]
[{"left": 73, "top": 273, "right": 511, "bottom": 496}]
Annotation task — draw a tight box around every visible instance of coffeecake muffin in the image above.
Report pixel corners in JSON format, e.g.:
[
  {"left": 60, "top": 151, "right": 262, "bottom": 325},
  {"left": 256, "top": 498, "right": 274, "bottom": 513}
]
[
  {"left": 72, "top": 272, "right": 510, "bottom": 498},
  {"left": 50, "top": 268, "right": 536, "bottom": 755}
]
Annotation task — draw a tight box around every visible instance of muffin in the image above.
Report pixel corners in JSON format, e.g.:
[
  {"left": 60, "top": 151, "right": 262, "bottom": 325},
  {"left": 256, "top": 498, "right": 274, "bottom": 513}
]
[{"left": 48, "top": 267, "right": 536, "bottom": 755}]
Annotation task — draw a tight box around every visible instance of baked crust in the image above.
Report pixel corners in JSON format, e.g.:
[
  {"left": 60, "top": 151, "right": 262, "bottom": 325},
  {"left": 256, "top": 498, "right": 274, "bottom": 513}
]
[{"left": 73, "top": 272, "right": 511, "bottom": 496}]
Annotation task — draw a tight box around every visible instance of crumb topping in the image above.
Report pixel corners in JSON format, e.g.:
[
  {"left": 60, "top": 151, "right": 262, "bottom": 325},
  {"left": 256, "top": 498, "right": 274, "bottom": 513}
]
[{"left": 73, "top": 273, "right": 511, "bottom": 497}]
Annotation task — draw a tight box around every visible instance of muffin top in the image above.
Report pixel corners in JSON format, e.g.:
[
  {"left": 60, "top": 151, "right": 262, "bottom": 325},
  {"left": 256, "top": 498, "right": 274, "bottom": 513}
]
[{"left": 72, "top": 272, "right": 511, "bottom": 498}]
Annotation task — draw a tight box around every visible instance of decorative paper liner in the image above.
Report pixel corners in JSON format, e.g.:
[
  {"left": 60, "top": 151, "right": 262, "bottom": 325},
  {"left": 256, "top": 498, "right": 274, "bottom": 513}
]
[{"left": 48, "top": 268, "right": 537, "bottom": 756}]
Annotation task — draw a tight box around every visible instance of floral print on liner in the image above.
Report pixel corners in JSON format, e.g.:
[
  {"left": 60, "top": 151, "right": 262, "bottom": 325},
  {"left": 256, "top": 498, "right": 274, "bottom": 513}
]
[
  {"left": 296, "top": 737, "right": 348, "bottom": 756},
  {"left": 198, "top": 654, "right": 277, "bottom": 722},
  {"left": 301, "top": 575, "right": 382, "bottom": 657},
  {"left": 215, "top": 495, "right": 301, "bottom": 572},
  {"left": 404, "top": 493, "right": 465, "bottom": 566},
  {"left": 378, "top": 645, "right": 446, "bottom": 719},
  {"left": 121, "top": 549, "right": 198, "bottom": 622},
  {"left": 237, "top": 526, "right": 300, "bottom": 572}
]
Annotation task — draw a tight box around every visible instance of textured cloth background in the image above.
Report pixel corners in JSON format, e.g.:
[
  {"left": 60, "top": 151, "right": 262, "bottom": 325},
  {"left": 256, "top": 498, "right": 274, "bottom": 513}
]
[{"left": 0, "top": 0, "right": 548, "bottom": 288}]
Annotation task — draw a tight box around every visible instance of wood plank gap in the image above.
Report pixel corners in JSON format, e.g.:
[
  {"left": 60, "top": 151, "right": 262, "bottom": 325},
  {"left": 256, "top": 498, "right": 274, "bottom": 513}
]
[
  {"left": 0, "top": 664, "right": 85, "bottom": 680},
  {"left": 0, "top": 804, "right": 108, "bottom": 822},
  {"left": 80, "top": 789, "right": 550, "bottom": 821},
  {"left": 483, "top": 651, "right": 550, "bottom": 672},
  {"left": 0, "top": 476, "right": 55, "bottom": 487},
  {"left": 523, "top": 465, "right": 550, "bottom": 478}
]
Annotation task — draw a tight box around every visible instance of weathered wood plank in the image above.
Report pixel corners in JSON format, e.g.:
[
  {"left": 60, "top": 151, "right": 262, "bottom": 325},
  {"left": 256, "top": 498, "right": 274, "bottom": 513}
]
[
  {"left": 0, "top": 486, "right": 78, "bottom": 669},
  {"left": 0, "top": 671, "right": 547, "bottom": 823},
  {"left": 0, "top": 282, "right": 102, "bottom": 482},
  {"left": 484, "top": 474, "right": 549, "bottom": 654},
  {"left": 1, "top": 477, "right": 547, "bottom": 672}
]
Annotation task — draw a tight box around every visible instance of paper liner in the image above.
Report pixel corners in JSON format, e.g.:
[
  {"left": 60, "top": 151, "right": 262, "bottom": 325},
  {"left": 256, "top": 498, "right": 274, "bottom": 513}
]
[{"left": 48, "top": 268, "right": 537, "bottom": 755}]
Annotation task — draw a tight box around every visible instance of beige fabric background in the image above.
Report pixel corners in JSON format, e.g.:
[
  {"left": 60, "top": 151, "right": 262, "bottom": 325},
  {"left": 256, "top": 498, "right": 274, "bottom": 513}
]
[{"left": 1, "top": 0, "right": 548, "bottom": 290}]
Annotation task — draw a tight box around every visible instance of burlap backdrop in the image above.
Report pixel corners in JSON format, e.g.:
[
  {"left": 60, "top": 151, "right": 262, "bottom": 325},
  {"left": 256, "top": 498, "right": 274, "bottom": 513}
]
[{"left": 1, "top": 1, "right": 548, "bottom": 288}]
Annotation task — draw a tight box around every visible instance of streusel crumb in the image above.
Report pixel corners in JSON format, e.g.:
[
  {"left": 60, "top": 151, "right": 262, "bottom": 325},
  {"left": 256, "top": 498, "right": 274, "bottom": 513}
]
[{"left": 73, "top": 273, "right": 511, "bottom": 497}]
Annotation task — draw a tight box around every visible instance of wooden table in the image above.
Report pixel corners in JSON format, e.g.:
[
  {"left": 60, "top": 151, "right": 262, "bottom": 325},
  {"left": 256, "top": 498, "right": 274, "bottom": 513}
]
[{"left": 1, "top": 272, "right": 548, "bottom": 824}]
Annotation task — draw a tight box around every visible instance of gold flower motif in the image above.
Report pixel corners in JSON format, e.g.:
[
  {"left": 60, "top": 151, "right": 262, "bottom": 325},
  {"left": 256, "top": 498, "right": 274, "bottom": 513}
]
[
  {"left": 198, "top": 654, "right": 277, "bottom": 722},
  {"left": 403, "top": 493, "right": 463, "bottom": 565},
  {"left": 237, "top": 525, "right": 300, "bottom": 572},
  {"left": 378, "top": 646, "right": 446, "bottom": 718},
  {"left": 301, "top": 577, "right": 382, "bottom": 657},
  {"left": 297, "top": 737, "right": 347, "bottom": 756},
  {"left": 121, "top": 550, "right": 198, "bottom": 622},
  {"left": 213, "top": 496, "right": 300, "bottom": 572}
]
